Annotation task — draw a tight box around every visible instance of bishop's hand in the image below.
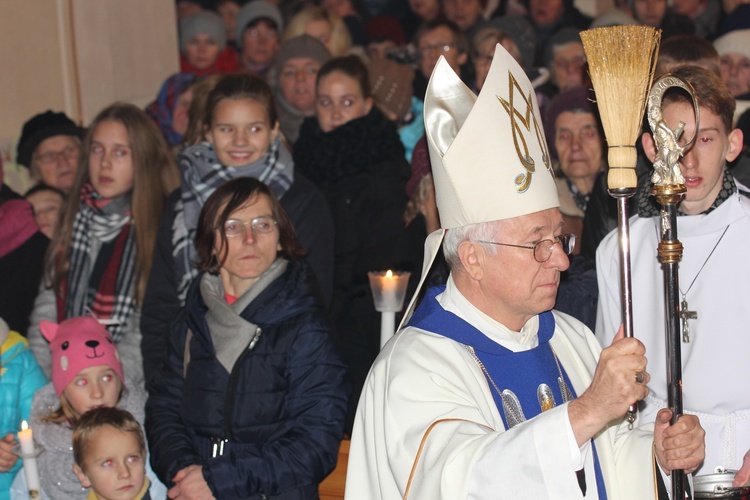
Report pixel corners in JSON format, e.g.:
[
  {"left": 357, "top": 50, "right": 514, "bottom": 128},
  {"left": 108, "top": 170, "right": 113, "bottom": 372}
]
[{"left": 568, "top": 325, "right": 649, "bottom": 446}]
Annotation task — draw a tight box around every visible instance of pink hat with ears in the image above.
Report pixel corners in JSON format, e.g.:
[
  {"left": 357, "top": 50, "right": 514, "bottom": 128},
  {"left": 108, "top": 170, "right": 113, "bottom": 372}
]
[{"left": 40, "top": 317, "right": 124, "bottom": 397}]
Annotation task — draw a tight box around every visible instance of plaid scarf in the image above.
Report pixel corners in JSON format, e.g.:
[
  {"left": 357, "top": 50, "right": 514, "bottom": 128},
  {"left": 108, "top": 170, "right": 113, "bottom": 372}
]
[
  {"left": 60, "top": 183, "right": 136, "bottom": 342},
  {"left": 172, "top": 136, "right": 294, "bottom": 303}
]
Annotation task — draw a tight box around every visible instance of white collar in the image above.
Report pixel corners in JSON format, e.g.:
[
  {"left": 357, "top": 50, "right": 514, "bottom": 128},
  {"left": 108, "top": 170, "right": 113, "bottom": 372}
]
[{"left": 437, "top": 275, "right": 540, "bottom": 352}]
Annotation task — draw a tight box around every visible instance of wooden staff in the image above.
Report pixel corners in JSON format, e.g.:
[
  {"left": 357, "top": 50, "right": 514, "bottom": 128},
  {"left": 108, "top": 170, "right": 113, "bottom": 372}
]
[
  {"left": 646, "top": 74, "right": 700, "bottom": 500},
  {"left": 580, "top": 25, "right": 660, "bottom": 427}
]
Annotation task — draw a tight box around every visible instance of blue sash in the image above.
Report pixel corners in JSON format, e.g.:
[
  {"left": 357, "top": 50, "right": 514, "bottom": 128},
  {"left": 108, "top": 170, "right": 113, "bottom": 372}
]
[{"left": 407, "top": 285, "right": 608, "bottom": 499}]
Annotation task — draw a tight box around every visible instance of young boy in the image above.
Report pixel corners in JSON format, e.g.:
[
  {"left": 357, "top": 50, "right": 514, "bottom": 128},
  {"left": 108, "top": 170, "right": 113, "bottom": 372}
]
[
  {"left": 72, "top": 408, "right": 151, "bottom": 500},
  {"left": 596, "top": 65, "right": 749, "bottom": 483}
]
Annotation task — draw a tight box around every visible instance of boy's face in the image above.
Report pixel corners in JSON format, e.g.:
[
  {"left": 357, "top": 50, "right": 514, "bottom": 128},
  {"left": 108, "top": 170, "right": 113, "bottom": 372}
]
[
  {"left": 645, "top": 101, "right": 743, "bottom": 215},
  {"left": 73, "top": 425, "right": 146, "bottom": 500}
]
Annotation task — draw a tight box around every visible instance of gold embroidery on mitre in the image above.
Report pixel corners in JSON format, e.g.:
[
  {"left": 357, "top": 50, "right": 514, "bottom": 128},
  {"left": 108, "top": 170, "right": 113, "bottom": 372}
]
[{"left": 497, "top": 71, "right": 551, "bottom": 193}]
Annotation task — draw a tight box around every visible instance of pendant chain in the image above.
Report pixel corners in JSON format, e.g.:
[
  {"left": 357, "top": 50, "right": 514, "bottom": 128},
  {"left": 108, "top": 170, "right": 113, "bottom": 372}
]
[
  {"left": 679, "top": 225, "right": 729, "bottom": 297},
  {"left": 464, "top": 344, "right": 573, "bottom": 404}
]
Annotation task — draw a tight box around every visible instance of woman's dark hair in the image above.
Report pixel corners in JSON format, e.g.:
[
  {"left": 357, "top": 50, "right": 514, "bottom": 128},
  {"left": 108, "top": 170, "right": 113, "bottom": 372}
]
[
  {"left": 195, "top": 177, "right": 305, "bottom": 273},
  {"left": 203, "top": 73, "right": 278, "bottom": 129},
  {"left": 317, "top": 55, "right": 371, "bottom": 98}
]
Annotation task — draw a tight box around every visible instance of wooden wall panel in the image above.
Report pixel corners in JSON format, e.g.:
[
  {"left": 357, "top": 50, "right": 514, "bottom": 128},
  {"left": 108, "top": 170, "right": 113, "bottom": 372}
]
[{"left": 0, "top": 0, "right": 178, "bottom": 193}]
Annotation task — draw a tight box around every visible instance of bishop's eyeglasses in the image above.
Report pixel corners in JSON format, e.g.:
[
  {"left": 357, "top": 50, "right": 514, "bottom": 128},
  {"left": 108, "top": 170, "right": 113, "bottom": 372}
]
[{"left": 477, "top": 233, "right": 576, "bottom": 263}]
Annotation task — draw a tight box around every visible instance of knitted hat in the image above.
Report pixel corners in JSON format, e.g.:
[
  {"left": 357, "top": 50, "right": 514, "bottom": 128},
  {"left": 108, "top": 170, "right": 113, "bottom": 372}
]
[
  {"left": 365, "top": 15, "right": 406, "bottom": 46},
  {"left": 16, "top": 111, "right": 83, "bottom": 168},
  {"left": 368, "top": 59, "right": 414, "bottom": 122},
  {"left": 401, "top": 44, "right": 558, "bottom": 324},
  {"left": 274, "top": 35, "right": 331, "bottom": 74},
  {"left": 714, "top": 29, "right": 750, "bottom": 60},
  {"left": 236, "top": 0, "right": 283, "bottom": 43},
  {"left": 544, "top": 85, "right": 598, "bottom": 160},
  {"left": 179, "top": 11, "right": 228, "bottom": 53},
  {"left": 40, "top": 317, "right": 124, "bottom": 397}
]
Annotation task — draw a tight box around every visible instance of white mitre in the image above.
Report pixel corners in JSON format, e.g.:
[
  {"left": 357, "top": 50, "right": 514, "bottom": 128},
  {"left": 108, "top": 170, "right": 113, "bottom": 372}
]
[{"left": 400, "top": 44, "right": 559, "bottom": 325}]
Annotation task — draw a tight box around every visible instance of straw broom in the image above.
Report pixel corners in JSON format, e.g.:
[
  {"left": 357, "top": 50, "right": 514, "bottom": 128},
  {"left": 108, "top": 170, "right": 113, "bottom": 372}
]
[
  {"left": 580, "top": 26, "right": 661, "bottom": 191},
  {"left": 580, "top": 26, "right": 659, "bottom": 406}
]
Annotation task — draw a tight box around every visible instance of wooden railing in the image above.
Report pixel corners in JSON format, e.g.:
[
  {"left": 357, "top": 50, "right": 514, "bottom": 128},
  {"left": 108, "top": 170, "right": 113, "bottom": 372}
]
[{"left": 319, "top": 439, "right": 350, "bottom": 499}]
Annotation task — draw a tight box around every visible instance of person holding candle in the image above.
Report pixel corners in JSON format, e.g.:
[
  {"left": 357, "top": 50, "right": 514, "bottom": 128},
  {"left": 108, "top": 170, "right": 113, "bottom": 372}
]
[
  {"left": 0, "top": 317, "right": 47, "bottom": 500},
  {"left": 146, "top": 177, "right": 349, "bottom": 499},
  {"left": 12, "top": 316, "right": 165, "bottom": 499}
]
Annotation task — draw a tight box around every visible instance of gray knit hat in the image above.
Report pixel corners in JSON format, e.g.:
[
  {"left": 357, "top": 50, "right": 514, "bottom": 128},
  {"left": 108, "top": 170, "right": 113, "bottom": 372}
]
[
  {"left": 179, "top": 11, "right": 227, "bottom": 53},
  {"left": 236, "top": 1, "right": 284, "bottom": 42},
  {"left": 274, "top": 35, "right": 331, "bottom": 72}
]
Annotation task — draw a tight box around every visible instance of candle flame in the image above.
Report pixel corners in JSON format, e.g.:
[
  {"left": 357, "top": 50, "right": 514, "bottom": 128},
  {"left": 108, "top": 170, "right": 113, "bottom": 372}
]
[
  {"left": 21, "top": 420, "right": 28, "bottom": 431},
  {"left": 386, "top": 270, "right": 393, "bottom": 278}
]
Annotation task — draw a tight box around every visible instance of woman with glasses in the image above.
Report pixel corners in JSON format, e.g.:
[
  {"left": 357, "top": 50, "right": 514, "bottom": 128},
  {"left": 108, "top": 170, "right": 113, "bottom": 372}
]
[
  {"left": 146, "top": 177, "right": 349, "bottom": 499},
  {"left": 140, "top": 73, "right": 334, "bottom": 387}
]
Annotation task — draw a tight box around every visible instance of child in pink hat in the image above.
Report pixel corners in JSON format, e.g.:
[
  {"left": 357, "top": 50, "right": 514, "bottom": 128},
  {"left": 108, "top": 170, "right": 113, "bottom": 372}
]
[{"left": 11, "top": 316, "right": 166, "bottom": 499}]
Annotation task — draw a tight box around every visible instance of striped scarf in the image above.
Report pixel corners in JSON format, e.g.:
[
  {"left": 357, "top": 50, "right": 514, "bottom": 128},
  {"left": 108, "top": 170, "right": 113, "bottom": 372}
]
[
  {"left": 172, "top": 136, "right": 294, "bottom": 303},
  {"left": 61, "top": 183, "right": 136, "bottom": 342}
]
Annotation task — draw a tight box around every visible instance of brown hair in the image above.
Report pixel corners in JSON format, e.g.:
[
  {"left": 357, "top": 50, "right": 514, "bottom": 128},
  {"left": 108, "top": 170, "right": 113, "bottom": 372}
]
[
  {"left": 46, "top": 103, "right": 179, "bottom": 305},
  {"left": 663, "top": 65, "right": 735, "bottom": 133},
  {"left": 184, "top": 74, "right": 224, "bottom": 145},
  {"left": 194, "top": 177, "right": 305, "bottom": 273},
  {"left": 656, "top": 35, "right": 721, "bottom": 77},
  {"left": 317, "top": 55, "right": 372, "bottom": 98},
  {"left": 43, "top": 384, "right": 125, "bottom": 427},
  {"left": 203, "top": 73, "right": 278, "bottom": 131},
  {"left": 72, "top": 407, "right": 146, "bottom": 471}
]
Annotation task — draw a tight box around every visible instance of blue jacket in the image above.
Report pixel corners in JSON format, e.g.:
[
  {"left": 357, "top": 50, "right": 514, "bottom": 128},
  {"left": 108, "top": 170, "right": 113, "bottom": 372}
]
[
  {"left": 0, "top": 327, "right": 47, "bottom": 499},
  {"left": 146, "top": 260, "right": 350, "bottom": 499}
]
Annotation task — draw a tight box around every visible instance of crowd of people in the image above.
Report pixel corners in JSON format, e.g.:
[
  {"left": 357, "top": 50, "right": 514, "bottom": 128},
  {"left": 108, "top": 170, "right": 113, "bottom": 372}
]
[{"left": 0, "top": 0, "right": 749, "bottom": 498}]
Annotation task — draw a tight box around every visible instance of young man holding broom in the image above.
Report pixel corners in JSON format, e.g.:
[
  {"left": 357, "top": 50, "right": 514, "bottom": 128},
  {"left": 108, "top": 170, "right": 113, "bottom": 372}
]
[
  {"left": 345, "top": 43, "right": 705, "bottom": 499},
  {"left": 596, "top": 65, "right": 749, "bottom": 485}
]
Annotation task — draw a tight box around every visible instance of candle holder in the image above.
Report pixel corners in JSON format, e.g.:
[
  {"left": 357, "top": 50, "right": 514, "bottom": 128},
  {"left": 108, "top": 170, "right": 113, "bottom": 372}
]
[
  {"left": 13, "top": 442, "right": 45, "bottom": 499},
  {"left": 368, "top": 270, "right": 411, "bottom": 348}
]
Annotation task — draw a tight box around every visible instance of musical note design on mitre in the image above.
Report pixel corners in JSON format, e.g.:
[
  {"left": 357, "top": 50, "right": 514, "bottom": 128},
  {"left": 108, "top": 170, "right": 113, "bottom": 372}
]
[{"left": 497, "top": 71, "right": 552, "bottom": 193}]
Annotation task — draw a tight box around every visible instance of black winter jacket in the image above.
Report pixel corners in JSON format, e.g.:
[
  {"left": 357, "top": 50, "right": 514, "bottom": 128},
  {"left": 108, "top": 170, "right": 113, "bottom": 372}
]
[
  {"left": 145, "top": 260, "right": 349, "bottom": 499},
  {"left": 140, "top": 173, "right": 334, "bottom": 385}
]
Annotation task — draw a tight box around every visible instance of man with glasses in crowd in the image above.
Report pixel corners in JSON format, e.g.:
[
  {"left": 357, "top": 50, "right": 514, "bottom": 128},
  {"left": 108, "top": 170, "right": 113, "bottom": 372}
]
[
  {"left": 413, "top": 19, "right": 469, "bottom": 99},
  {"left": 346, "top": 42, "right": 705, "bottom": 499},
  {"left": 16, "top": 110, "right": 83, "bottom": 194}
]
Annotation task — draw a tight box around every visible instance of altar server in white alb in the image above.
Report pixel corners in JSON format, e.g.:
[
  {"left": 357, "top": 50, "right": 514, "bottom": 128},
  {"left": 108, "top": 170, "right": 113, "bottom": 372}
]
[
  {"left": 596, "top": 65, "right": 750, "bottom": 485},
  {"left": 345, "top": 45, "right": 706, "bottom": 499}
]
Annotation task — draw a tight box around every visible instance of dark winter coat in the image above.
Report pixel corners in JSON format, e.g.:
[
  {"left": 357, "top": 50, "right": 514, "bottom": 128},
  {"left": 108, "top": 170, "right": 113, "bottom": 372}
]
[
  {"left": 140, "top": 173, "right": 334, "bottom": 385},
  {"left": 146, "top": 259, "right": 349, "bottom": 499},
  {"left": 293, "top": 109, "right": 410, "bottom": 431}
]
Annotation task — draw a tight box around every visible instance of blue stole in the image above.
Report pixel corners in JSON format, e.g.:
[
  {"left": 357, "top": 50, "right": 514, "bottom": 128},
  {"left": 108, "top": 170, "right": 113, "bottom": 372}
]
[{"left": 407, "top": 286, "right": 608, "bottom": 499}]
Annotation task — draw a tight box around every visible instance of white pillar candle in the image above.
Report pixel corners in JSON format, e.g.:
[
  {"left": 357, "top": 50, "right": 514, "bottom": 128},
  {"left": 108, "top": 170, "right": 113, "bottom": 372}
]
[{"left": 18, "top": 420, "right": 41, "bottom": 497}]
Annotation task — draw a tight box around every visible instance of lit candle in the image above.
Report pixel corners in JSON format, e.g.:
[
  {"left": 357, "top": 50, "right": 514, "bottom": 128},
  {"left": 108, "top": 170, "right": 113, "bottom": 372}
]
[
  {"left": 367, "top": 270, "right": 411, "bottom": 348},
  {"left": 18, "top": 420, "right": 41, "bottom": 497}
]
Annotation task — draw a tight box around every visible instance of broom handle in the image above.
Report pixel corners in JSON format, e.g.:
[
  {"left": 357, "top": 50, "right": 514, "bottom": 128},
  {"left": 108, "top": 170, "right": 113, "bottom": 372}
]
[{"left": 611, "top": 189, "right": 638, "bottom": 426}]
